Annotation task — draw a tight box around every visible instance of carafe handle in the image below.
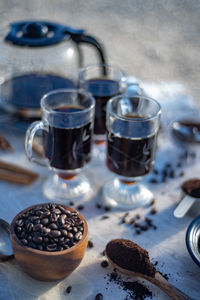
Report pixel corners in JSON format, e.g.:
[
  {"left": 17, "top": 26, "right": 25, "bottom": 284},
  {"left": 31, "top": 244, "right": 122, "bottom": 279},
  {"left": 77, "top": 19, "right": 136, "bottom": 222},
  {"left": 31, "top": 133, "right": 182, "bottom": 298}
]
[{"left": 66, "top": 29, "right": 107, "bottom": 74}]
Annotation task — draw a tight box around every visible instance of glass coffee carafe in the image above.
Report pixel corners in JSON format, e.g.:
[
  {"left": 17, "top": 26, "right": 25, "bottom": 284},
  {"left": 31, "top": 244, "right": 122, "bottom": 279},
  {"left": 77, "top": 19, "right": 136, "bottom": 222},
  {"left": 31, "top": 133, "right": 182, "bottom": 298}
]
[{"left": 0, "top": 20, "right": 106, "bottom": 118}]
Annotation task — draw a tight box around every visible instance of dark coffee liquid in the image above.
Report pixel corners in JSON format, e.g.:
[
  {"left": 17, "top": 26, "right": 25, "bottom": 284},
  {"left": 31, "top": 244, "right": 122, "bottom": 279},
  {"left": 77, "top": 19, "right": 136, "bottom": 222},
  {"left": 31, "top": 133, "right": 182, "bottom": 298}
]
[
  {"left": 106, "top": 115, "right": 157, "bottom": 177},
  {"left": 1, "top": 73, "right": 75, "bottom": 109},
  {"left": 86, "top": 78, "right": 120, "bottom": 135},
  {"left": 43, "top": 106, "right": 92, "bottom": 173}
]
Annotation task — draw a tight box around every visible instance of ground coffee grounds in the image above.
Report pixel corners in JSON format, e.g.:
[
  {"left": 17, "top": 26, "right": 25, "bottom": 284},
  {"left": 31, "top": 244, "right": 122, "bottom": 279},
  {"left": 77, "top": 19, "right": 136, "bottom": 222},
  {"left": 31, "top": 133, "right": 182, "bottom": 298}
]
[
  {"left": 107, "top": 270, "right": 152, "bottom": 300},
  {"left": 182, "top": 179, "right": 200, "bottom": 198},
  {"left": 106, "top": 239, "right": 156, "bottom": 277}
]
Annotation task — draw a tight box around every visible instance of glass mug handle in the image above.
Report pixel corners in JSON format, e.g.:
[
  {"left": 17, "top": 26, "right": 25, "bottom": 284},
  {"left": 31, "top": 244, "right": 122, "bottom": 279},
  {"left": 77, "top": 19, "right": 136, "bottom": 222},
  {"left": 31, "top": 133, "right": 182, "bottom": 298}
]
[{"left": 25, "top": 121, "right": 49, "bottom": 166}]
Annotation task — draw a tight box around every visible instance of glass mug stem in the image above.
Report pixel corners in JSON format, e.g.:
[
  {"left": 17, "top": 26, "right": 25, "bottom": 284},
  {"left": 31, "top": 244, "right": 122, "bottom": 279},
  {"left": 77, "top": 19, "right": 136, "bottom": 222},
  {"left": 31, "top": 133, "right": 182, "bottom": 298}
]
[{"left": 25, "top": 121, "right": 49, "bottom": 167}]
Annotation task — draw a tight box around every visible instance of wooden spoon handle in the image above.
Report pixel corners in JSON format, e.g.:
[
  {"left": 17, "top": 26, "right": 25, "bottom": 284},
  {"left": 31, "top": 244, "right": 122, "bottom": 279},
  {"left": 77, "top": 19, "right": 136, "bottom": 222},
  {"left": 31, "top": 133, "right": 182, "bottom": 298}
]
[{"left": 151, "top": 272, "right": 193, "bottom": 300}]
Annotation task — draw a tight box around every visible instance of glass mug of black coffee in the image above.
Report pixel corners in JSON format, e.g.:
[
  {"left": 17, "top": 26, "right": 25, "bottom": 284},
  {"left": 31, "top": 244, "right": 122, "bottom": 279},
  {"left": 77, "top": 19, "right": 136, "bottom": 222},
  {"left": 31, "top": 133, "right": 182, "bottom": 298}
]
[
  {"left": 25, "top": 89, "right": 95, "bottom": 201},
  {"left": 103, "top": 95, "right": 161, "bottom": 209},
  {"left": 78, "top": 64, "right": 126, "bottom": 162}
]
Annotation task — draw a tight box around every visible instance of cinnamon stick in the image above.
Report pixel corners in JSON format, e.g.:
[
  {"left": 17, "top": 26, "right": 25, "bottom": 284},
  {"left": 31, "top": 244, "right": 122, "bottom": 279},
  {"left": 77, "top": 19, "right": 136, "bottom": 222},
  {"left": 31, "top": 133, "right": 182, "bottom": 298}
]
[
  {"left": 32, "top": 140, "right": 44, "bottom": 157},
  {"left": 0, "top": 133, "right": 14, "bottom": 152},
  {"left": 0, "top": 160, "right": 38, "bottom": 185}
]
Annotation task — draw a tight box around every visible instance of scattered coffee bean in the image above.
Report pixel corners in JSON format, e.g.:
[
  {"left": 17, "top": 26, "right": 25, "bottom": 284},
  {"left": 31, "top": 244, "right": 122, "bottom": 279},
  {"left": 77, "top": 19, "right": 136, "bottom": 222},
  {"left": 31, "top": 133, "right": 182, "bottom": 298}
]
[
  {"left": 135, "top": 229, "right": 141, "bottom": 235},
  {"left": 14, "top": 204, "right": 85, "bottom": 252},
  {"left": 87, "top": 240, "right": 94, "bottom": 248},
  {"left": 96, "top": 203, "right": 102, "bottom": 209},
  {"left": 104, "top": 206, "right": 111, "bottom": 212},
  {"left": 136, "top": 214, "right": 141, "bottom": 220},
  {"left": 76, "top": 205, "right": 84, "bottom": 211},
  {"left": 95, "top": 293, "right": 103, "bottom": 300},
  {"left": 153, "top": 169, "right": 158, "bottom": 175},
  {"left": 101, "top": 215, "right": 109, "bottom": 220},
  {"left": 149, "top": 178, "right": 158, "bottom": 184},
  {"left": 69, "top": 201, "right": 74, "bottom": 206},
  {"left": 150, "top": 208, "right": 157, "bottom": 215},
  {"left": 66, "top": 286, "right": 72, "bottom": 294},
  {"left": 140, "top": 225, "right": 148, "bottom": 231},
  {"left": 150, "top": 199, "right": 155, "bottom": 206},
  {"left": 101, "top": 260, "right": 109, "bottom": 268}
]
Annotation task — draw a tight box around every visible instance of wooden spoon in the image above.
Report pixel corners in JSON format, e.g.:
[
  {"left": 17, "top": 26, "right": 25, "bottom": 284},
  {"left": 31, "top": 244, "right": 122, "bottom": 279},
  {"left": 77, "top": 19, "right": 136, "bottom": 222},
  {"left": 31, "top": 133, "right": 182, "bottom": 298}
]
[{"left": 105, "top": 249, "right": 193, "bottom": 300}]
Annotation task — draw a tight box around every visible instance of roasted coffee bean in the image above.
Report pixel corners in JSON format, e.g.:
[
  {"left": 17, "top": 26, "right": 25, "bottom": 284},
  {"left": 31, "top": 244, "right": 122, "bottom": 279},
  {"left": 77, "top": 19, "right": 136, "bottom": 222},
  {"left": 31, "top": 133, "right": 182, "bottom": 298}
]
[
  {"left": 66, "top": 286, "right": 72, "bottom": 294},
  {"left": 21, "top": 239, "right": 28, "bottom": 245},
  {"left": 77, "top": 226, "right": 84, "bottom": 232},
  {"left": 69, "top": 201, "right": 75, "bottom": 206},
  {"left": 33, "top": 236, "right": 43, "bottom": 244},
  {"left": 104, "top": 206, "right": 111, "bottom": 212},
  {"left": 31, "top": 216, "right": 40, "bottom": 222},
  {"left": 136, "top": 214, "right": 141, "bottom": 219},
  {"left": 150, "top": 208, "right": 157, "bottom": 215},
  {"left": 27, "top": 223, "right": 34, "bottom": 232},
  {"left": 33, "top": 224, "right": 43, "bottom": 231},
  {"left": 67, "top": 232, "right": 74, "bottom": 238},
  {"left": 58, "top": 237, "right": 65, "bottom": 244},
  {"left": 76, "top": 205, "right": 84, "bottom": 211},
  {"left": 49, "top": 223, "right": 58, "bottom": 230},
  {"left": 96, "top": 203, "right": 102, "bottom": 209},
  {"left": 16, "top": 219, "right": 23, "bottom": 226},
  {"left": 16, "top": 226, "right": 22, "bottom": 233},
  {"left": 140, "top": 225, "right": 148, "bottom": 231},
  {"left": 53, "top": 208, "right": 61, "bottom": 214},
  {"left": 87, "top": 240, "right": 94, "bottom": 248},
  {"left": 27, "top": 235, "right": 32, "bottom": 241},
  {"left": 46, "top": 244, "right": 57, "bottom": 251},
  {"left": 63, "top": 244, "right": 69, "bottom": 249},
  {"left": 44, "top": 237, "right": 49, "bottom": 243},
  {"left": 60, "top": 229, "right": 68, "bottom": 237},
  {"left": 101, "top": 260, "right": 109, "bottom": 268},
  {"left": 75, "top": 232, "right": 82, "bottom": 240},
  {"left": 72, "top": 227, "right": 78, "bottom": 233},
  {"left": 149, "top": 178, "right": 158, "bottom": 184},
  {"left": 41, "top": 227, "right": 51, "bottom": 236},
  {"left": 36, "top": 210, "right": 43, "bottom": 216},
  {"left": 95, "top": 293, "right": 103, "bottom": 300},
  {"left": 76, "top": 219, "right": 84, "bottom": 226},
  {"left": 41, "top": 218, "right": 49, "bottom": 226},
  {"left": 42, "top": 211, "right": 50, "bottom": 217},
  {"left": 50, "top": 230, "right": 61, "bottom": 238},
  {"left": 101, "top": 215, "right": 109, "bottom": 220}
]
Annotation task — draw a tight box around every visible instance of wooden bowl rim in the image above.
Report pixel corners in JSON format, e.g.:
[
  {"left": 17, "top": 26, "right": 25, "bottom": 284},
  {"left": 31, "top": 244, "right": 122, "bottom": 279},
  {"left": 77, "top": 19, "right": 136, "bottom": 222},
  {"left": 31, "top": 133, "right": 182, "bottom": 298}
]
[{"left": 10, "top": 203, "right": 88, "bottom": 256}]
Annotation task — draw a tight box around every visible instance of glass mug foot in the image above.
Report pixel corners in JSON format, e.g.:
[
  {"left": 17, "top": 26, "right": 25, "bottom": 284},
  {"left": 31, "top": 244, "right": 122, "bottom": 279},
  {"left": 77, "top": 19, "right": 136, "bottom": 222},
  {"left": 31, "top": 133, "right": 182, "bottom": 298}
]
[
  {"left": 43, "top": 173, "right": 93, "bottom": 202},
  {"left": 102, "top": 178, "right": 154, "bottom": 209}
]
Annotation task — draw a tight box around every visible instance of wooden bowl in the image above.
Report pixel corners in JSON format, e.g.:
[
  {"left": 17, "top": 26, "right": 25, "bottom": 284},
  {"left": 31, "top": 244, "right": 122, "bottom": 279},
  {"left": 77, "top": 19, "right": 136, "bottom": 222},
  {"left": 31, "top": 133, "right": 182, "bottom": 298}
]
[{"left": 10, "top": 204, "right": 88, "bottom": 281}]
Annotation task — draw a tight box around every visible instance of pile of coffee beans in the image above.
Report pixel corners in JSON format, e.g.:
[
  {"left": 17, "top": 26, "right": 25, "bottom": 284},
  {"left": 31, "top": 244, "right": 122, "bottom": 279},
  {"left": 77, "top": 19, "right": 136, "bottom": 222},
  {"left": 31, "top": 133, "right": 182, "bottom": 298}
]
[{"left": 14, "top": 203, "right": 84, "bottom": 252}]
